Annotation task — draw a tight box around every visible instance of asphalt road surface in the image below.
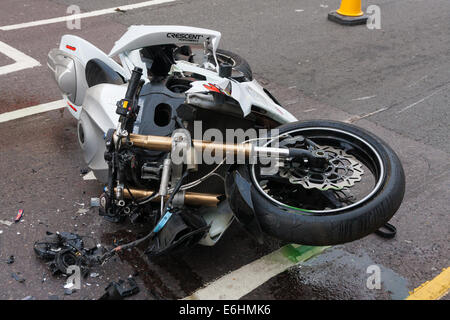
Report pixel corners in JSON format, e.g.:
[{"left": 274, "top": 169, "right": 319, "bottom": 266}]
[{"left": 0, "top": 0, "right": 449, "bottom": 300}]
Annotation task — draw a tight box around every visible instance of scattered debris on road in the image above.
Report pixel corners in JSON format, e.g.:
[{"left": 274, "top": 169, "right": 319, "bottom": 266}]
[
  {"left": 99, "top": 278, "right": 140, "bottom": 300},
  {"left": 6, "top": 255, "right": 15, "bottom": 264},
  {"left": 14, "top": 209, "right": 24, "bottom": 223},
  {"left": 11, "top": 272, "right": 25, "bottom": 283},
  {"left": 64, "top": 288, "right": 75, "bottom": 295},
  {"left": 34, "top": 231, "right": 105, "bottom": 277},
  {"left": 0, "top": 219, "right": 13, "bottom": 227},
  {"left": 90, "top": 197, "right": 100, "bottom": 207}
]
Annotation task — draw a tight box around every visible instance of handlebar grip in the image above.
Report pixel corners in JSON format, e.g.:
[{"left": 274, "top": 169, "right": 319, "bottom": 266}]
[{"left": 125, "top": 67, "right": 143, "bottom": 101}]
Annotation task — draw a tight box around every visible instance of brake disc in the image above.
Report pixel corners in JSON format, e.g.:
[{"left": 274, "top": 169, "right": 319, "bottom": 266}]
[{"left": 279, "top": 145, "right": 364, "bottom": 190}]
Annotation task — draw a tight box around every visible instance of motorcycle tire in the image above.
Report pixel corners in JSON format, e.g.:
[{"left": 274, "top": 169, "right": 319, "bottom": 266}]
[{"left": 248, "top": 120, "right": 405, "bottom": 246}]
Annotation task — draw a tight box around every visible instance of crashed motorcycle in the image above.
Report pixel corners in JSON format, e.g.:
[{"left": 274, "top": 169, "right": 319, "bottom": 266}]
[{"left": 47, "top": 26, "right": 405, "bottom": 260}]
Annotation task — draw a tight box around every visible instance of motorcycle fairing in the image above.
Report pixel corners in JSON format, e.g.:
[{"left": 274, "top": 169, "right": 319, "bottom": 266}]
[
  {"left": 186, "top": 78, "right": 297, "bottom": 124},
  {"left": 109, "top": 25, "right": 222, "bottom": 61},
  {"left": 48, "top": 35, "right": 128, "bottom": 119}
]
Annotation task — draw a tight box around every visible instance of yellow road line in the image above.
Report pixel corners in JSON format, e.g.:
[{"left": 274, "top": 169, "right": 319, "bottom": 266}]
[{"left": 406, "top": 267, "right": 450, "bottom": 300}]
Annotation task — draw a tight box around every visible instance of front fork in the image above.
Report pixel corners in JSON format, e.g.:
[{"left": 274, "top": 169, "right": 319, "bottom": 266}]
[{"left": 102, "top": 130, "right": 328, "bottom": 213}]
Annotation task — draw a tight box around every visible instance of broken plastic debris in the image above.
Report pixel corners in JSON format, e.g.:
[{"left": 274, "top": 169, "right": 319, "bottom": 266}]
[
  {"left": 14, "top": 209, "right": 24, "bottom": 222},
  {"left": 34, "top": 231, "right": 105, "bottom": 276},
  {"left": 11, "top": 272, "right": 25, "bottom": 283},
  {"left": 0, "top": 220, "right": 13, "bottom": 227},
  {"left": 99, "top": 278, "right": 140, "bottom": 300},
  {"left": 83, "top": 171, "right": 96, "bottom": 180},
  {"left": 64, "top": 282, "right": 74, "bottom": 289},
  {"left": 90, "top": 198, "right": 100, "bottom": 207},
  {"left": 22, "top": 296, "right": 35, "bottom": 300},
  {"left": 90, "top": 272, "right": 100, "bottom": 278},
  {"left": 6, "top": 255, "right": 15, "bottom": 264},
  {"left": 64, "top": 288, "right": 75, "bottom": 295}
]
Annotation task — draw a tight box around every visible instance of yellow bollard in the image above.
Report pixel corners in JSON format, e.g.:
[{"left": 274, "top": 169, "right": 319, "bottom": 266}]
[{"left": 328, "top": 0, "right": 368, "bottom": 26}]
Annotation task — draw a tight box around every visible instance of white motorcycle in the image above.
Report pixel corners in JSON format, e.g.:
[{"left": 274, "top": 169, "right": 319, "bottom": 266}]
[{"left": 47, "top": 26, "right": 405, "bottom": 260}]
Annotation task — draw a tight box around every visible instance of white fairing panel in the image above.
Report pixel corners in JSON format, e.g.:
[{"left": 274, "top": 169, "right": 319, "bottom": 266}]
[
  {"left": 109, "top": 25, "right": 222, "bottom": 58},
  {"left": 60, "top": 35, "right": 128, "bottom": 78},
  {"left": 78, "top": 83, "right": 127, "bottom": 182},
  {"left": 52, "top": 35, "right": 128, "bottom": 119},
  {"left": 186, "top": 78, "right": 297, "bottom": 124}
]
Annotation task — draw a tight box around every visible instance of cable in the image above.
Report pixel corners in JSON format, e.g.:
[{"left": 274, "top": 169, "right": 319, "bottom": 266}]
[
  {"left": 99, "top": 170, "right": 189, "bottom": 263},
  {"left": 173, "top": 133, "right": 290, "bottom": 191},
  {"left": 137, "top": 191, "right": 159, "bottom": 205}
]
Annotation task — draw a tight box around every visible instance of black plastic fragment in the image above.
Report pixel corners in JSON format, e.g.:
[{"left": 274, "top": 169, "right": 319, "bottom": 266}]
[
  {"left": 99, "top": 278, "right": 140, "bottom": 300},
  {"left": 6, "top": 255, "right": 15, "bottom": 264},
  {"left": 34, "top": 231, "right": 104, "bottom": 276},
  {"left": 375, "top": 222, "right": 397, "bottom": 239}
]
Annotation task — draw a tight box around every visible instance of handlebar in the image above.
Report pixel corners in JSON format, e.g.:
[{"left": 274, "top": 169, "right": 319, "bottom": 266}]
[
  {"left": 125, "top": 67, "right": 143, "bottom": 101},
  {"left": 116, "top": 67, "right": 143, "bottom": 119}
]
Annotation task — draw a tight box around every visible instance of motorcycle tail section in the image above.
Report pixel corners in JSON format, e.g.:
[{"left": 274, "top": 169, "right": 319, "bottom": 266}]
[{"left": 47, "top": 35, "right": 127, "bottom": 119}]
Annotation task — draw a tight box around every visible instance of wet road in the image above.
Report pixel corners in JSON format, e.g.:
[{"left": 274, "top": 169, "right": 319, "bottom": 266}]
[{"left": 0, "top": 0, "right": 449, "bottom": 300}]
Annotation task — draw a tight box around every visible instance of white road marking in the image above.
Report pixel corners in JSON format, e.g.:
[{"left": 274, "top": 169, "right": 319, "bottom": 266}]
[
  {"left": 397, "top": 86, "right": 447, "bottom": 114},
  {"left": 0, "top": 0, "right": 176, "bottom": 31},
  {"left": 184, "top": 245, "right": 329, "bottom": 300},
  {"left": 0, "top": 100, "right": 65, "bottom": 123},
  {"left": 344, "top": 107, "right": 388, "bottom": 123},
  {"left": 0, "top": 41, "right": 41, "bottom": 75},
  {"left": 351, "top": 95, "right": 377, "bottom": 101},
  {"left": 407, "top": 75, "right": 428, "bottom": 88}
]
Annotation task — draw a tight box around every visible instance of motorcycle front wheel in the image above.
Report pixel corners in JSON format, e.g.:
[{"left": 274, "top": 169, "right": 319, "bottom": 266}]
[{"left": 248, "top": 120, "right": 405, "bottom": 245}]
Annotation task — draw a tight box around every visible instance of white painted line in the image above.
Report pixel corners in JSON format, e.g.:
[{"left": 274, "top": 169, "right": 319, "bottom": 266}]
[
  {"left": 397, "top": 86, "right": 447, "bottom": 114},
  {"left": 184, "top": 245, "right": 329, "bottom": 300},
  {"left": 0, "top": 100, "right": 65, "bottom": 123},
  {"left": 0, "top": 41, "right": 41, "bottom": 75},
  {"left": 351, "top": 95, "right": 377, "bottom": 101},
  {"left": 407, "top": 75, "right": 428, "bottom": 88},
  {"left": 0, "top": 0, "right": 176, "bottom": 31},
  {"left": 344, "top": 107, "right": 388, "bottom": 123}
]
